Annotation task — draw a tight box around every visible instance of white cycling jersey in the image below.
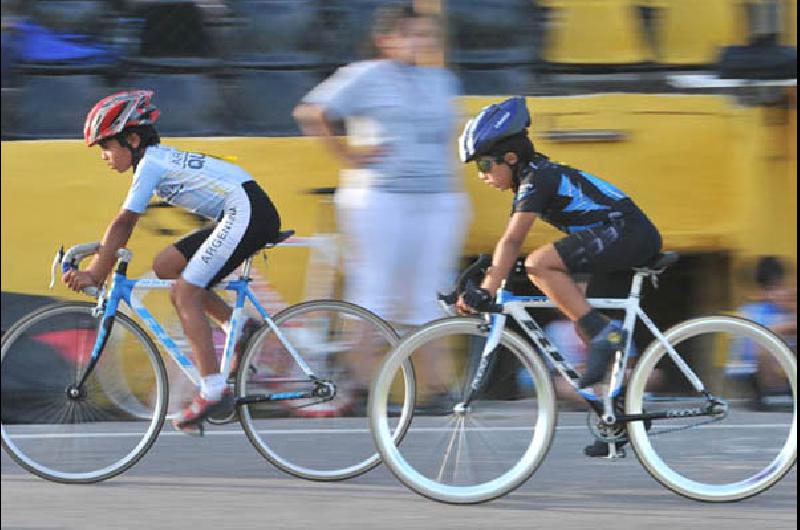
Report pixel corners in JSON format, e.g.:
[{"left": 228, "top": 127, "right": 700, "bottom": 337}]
[{"left": 122, "top": 145, "right": 253, "bottom": 219}]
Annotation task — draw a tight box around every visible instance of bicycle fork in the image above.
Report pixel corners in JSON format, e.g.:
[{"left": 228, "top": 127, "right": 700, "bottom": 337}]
[
  {"left": 71, "top": 296, "right": 116, "bottom": 397},
  {"left": 459, "top": 313, "right": 508, "bottom": 412}
]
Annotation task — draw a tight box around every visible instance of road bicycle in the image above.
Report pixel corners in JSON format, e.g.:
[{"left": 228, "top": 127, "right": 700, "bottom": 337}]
[
  {"left": 1, "top": 231, "right": 415, "bottom": 483},
  {"left": 369, "top": 253, "right": 797, "bottom": 504}
]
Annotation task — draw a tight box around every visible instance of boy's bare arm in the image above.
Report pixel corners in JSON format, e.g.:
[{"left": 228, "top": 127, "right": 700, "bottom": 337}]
[
  {"left": 481, "top": 212, "right": 537, "bottom": 294},
  {"left": 86, "top": 209, "right": 141, "bottom": 283}
]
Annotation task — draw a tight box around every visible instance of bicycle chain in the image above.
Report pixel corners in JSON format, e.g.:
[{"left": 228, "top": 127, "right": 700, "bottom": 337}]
[
  {"left": 208, "top": 394, "right": 337, "bottom": 425},
  {"left": 641, "top": 414, "right": 726, "bottom": 437},
  {"left": 588, "top": 397, "right": 728, "bottom": 442}
]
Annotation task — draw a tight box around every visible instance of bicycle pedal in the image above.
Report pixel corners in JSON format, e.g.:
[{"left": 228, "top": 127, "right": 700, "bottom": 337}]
[
  {"left": 207, "top": 410, "right": 238, "bottom": 425},
  {"left": 174, "top": 421, "right": 205, "bottom": 437}
]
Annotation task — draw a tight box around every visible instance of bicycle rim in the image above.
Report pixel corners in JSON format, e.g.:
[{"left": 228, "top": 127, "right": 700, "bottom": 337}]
[
  {"left": 369, "top": 317, "right": 557, "bottom": 504},
  {"left": 1, "top": 303, "right": 167, "bottom": 483},
  {"left": 237, "top": 300, "right": 414, "bottom": 481},
  {"left": 627, "top": 316, "right": 797, "bottom": 501}
]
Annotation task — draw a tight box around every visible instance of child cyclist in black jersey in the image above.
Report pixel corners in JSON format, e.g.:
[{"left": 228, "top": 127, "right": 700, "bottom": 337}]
[
  {"left": 63, "top": 90, "right": 281, "bottom": 433},
  {"left": 456, "top": 97, "right": 662, "bottom": 395}
]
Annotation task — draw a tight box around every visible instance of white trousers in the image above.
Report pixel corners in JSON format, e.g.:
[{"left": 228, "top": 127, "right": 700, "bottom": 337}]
[{"left": 335, "top": 187, "right": 470, "bottom": 326}]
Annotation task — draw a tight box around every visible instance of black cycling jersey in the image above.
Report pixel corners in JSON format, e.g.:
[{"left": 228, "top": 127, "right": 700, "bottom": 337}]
[{"left": 511, "top": 154, "right": 640, "bottom": 233}]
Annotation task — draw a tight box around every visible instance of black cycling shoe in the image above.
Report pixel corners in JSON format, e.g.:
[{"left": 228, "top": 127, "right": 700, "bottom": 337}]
[
  {"left": 578, "top": 323, "right": 627, "bottom": 388},
  {"left": 584, "top": 439, "right": 626, "bottom": 458}
]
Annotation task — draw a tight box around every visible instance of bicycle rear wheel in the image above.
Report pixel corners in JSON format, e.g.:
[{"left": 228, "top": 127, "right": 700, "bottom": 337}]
[
  {"left": 237, "top": 300, "right": 414, "bottom": 481},
  {"left": 1, "top": 302, "right": 168, "bottom": 483},
  {"left": 627, "top": 315, "right": 796, "bottom": 501},
  {"left": 369, "top": 317, "right": 557, "bottom": 504}
]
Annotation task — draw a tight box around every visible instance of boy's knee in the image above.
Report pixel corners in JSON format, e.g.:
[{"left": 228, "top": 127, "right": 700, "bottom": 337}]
[
  {"left": 152, "top": 256, "right": 179, "bottom": 279},
  {"left": 152, "top": 247, "right": 186, "bottom": 279},
  {"left": 525, "top": 246, "right": 564, "bottom": 278},
  {"left": 524, "top": 252, "right": 548, "bottom": 278}
]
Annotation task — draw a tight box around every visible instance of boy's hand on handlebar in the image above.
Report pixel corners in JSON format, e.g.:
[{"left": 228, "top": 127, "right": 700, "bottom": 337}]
[
  {"left": 457, "top": 284, "right": 495, "bottom": 314},
  {"left": 455, "top": 295, "right": 475, "bottom": 315},
  {"left": 62, "top": 269, "right": 98, "bottom": 292}
]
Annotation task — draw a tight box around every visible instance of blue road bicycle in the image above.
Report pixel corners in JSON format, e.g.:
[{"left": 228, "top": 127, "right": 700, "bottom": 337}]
[
  {"left": 369, "top": 254, "right": 797, "bottom": 504},
  {"left": 1, "top": 231, "right": 415, "bottom": 483}
]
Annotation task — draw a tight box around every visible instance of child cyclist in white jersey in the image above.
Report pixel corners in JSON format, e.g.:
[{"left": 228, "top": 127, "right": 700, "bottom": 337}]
[
  {"left": 456, "top": 97, "right": 663, "bottom": 393},
  {"left": 63, "top": 90, "right": 281, "bottom": 433}
]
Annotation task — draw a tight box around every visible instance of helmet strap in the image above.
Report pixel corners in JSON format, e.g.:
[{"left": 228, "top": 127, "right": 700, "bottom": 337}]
[
  {"left": 510, "top": 158, "right": 526, "bottom": 193},
  {"left": 116, "top": 132, "right": 146, "bottom": 171}
]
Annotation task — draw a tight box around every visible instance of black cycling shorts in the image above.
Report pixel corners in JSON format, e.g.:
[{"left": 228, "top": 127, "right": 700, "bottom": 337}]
[
  {"left": 554, "top": 211, "right": 662, "bottom": 274},
  {"left": 174, "top": 180, "right": 281, "bottom": 288}
]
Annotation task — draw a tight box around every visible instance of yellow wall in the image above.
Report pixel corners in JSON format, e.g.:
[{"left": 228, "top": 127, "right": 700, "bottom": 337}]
[
  {"left": 0, "top": 137, "right": 341, "bottom": 304},
  {"left": 2, "top": 93, "right": 797, "bottom": 306}
]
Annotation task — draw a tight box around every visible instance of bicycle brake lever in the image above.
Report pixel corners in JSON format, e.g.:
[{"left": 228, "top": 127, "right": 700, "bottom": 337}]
[{"left": 49, "top": 246, "right": 65, "bottom": 289}]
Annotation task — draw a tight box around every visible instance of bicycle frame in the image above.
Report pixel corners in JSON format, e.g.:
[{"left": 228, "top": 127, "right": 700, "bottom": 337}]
[
  {"left": 467, "top": 271, "right": 712, "bottom": 422},
  {"left": 77, "top": 253, "right": 318, "bottom": 403}
]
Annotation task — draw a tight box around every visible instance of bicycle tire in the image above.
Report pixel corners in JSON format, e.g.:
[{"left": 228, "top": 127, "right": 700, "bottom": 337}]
[
  {"left": 1, "top": 302, "right": 168, "bottom": 483},
  {"left": 627, "top": 315, "right": 797, "bottom": 501},
  {"left": 369, "top": 317, "right": 557, "bottom": 504},
  {"left": 237, "top": 299, "right": 415, "bottom": 481}
]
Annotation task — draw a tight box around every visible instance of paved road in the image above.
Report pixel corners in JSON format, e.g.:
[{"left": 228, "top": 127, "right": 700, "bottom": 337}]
[{"left": 2, "top": 412, "right": 796, "bottom": 530}]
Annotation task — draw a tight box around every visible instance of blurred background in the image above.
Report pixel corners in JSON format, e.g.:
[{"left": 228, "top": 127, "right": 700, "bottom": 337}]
[
  {"left": 0, "top": 0, "right": 796, "bottom": 136},
  {"left": 1, "top": 0, "right": 796, "bottom": 403}
]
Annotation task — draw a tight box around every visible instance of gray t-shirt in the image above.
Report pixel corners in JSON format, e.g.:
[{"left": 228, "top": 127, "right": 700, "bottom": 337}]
[{"left": 302, "top": 59, "right": 462, "bottom": 194}]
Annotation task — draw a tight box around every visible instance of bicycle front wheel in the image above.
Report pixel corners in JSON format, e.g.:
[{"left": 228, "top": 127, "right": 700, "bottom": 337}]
[
  {"left": 237, "top": 300, "right": 414, "bottom": 481},
  {"left": 369, "top": 317, "right": 557, "bottom": 504},
  {"left": 1, "top": 302, "right": 168, "bottom": 483},
  {"left": 627, "top": 315, "right": 796, "bottom": 501}
]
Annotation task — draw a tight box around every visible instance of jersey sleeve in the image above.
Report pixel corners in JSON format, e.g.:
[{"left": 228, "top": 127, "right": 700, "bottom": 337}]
[
  {"left": 512, "top": 170, "right": 557, "bottom": 215},
  {"left": 121, "top": 157, "right": 163, "bottom": 214},
  {"left": 301, "top": 62, "right": 376, "bottom": 118}
]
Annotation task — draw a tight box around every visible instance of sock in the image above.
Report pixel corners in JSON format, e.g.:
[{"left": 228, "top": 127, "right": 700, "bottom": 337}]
[
  {"left": 200, "top": 373, "right": 226, "bottom": 401},
  {"left": 577, "top": 310, "right": 609, "bottom": 341}
]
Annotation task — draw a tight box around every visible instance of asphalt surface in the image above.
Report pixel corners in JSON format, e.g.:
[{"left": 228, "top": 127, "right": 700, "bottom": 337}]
[{"left": 2, "top": 412, "right": 796, "bottom": 530}]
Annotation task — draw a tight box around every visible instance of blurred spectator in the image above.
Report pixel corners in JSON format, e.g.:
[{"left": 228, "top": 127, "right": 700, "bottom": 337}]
[
  {"left": 293, "top": 5, "right": 469, "bottom": 403},
  {"left": 728, "top": 256, "right": 797, "bottom": 407},
  {"left": 123, "top": 1, "right": 215, "bottom": 57},
  {"left": 11, "top": 18, "right": 116, "bottom": 66}
]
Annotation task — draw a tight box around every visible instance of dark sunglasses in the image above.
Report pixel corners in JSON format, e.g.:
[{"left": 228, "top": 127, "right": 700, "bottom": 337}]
[{"left": 476, "top": 158, "right": 498, "bottom": 173}]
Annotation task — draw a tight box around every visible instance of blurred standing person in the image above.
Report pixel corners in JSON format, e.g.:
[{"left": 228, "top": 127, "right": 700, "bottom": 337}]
[
  {"left": 728, "top": 256, "right": 797, "bottom": 408},
  {"left": 293, "top": 5, "right": 468, "bottom": 406}
]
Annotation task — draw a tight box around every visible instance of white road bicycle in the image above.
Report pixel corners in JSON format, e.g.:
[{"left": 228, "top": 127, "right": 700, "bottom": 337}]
[{"left": 369, "top": 253, "right": 796, "bottom": 504}]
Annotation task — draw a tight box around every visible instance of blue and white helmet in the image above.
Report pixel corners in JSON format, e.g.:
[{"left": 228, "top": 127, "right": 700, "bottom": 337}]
[{"left": 458, "top": 96, "right": 531, "bottom": 163}]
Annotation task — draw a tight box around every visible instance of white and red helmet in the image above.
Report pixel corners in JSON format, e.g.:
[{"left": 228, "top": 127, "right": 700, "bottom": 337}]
[{"left": 83, "top": 90, "right": 160, "bottom": 147}]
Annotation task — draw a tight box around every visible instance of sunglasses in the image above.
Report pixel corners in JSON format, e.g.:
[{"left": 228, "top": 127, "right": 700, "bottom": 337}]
[{"left": 476, "top": 158, "right": 499, "bottom": 173}]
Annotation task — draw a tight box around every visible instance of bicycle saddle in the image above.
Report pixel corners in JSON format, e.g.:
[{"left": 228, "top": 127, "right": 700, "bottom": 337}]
[
  {"left": 635, "top": 251, "right": 679, "bottom": 273},
  {"left": 263, "top": 229, "right": 295, "bottom": 249}
]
